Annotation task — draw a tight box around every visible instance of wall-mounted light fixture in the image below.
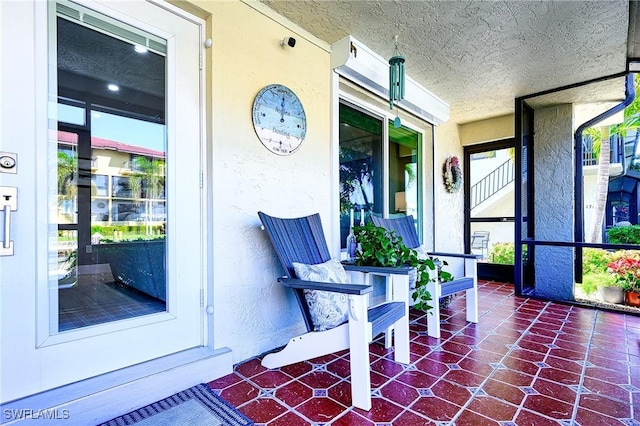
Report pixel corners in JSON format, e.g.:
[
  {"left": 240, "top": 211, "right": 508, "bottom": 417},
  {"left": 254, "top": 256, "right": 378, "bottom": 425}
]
[{"left": 281, "top": 37, "right": 296, "bottom": 48}]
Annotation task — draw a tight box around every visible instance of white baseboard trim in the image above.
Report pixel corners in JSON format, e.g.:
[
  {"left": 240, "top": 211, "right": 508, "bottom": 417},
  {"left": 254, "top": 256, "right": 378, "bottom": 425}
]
[{"left": 1, "top": 347, "right": 233, "bottom": 425}]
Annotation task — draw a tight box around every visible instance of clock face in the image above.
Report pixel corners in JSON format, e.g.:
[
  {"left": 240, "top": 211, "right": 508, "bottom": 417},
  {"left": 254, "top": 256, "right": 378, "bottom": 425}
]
[{"left": 252, "top": 84, "right": 307, "bottom": 155}]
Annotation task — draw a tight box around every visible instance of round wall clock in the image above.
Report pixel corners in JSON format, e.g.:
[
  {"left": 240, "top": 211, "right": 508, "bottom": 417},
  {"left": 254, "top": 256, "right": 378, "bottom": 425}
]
[{"left": 252, "top": 84, "right": 307, "bottom": 155}]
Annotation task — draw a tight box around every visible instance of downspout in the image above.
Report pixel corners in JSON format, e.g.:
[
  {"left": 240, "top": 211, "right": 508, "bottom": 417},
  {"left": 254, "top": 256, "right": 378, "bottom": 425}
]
[{"left": 574, "top": 73, "right": 635, "bottom": 281}]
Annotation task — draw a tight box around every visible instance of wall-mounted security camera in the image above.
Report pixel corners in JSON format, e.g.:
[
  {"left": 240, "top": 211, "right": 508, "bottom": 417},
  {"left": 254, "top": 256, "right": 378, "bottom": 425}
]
[{"left": 281, "top": 37, "right": 296, "bottom": 48}]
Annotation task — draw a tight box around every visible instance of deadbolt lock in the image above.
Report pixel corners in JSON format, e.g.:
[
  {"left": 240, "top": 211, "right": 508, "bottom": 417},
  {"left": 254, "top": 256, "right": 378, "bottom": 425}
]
[{"left": 0, "top": 152, "right": 17, "bottom": 174}]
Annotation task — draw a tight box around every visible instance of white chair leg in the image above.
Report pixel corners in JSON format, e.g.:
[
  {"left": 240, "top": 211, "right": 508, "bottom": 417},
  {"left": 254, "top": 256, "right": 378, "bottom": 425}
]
[
  {"left": 465, "top": 257, "right": 479, "bottom": 323},
  {"left": 384, "top": 274, "right": 393, "bottom": 348},
  {"left": 348, "top": 294, "right": 372, "bottom": 411},
  {"left": 426, "top": 279, "right": 441, "bottom": 339},
  {"left": 390, "top": 273, "right": 410, "bottom": 364},
  {"left": 466, "top": 287, "right": 479, "bottom": 323}
]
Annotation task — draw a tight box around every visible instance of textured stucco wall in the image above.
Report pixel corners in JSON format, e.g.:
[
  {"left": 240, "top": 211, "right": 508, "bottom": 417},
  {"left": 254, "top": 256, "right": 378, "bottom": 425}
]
[
  {"left": 200, "top": 1, "right": 332, "bottom": 363},
  {"left": 533, "top": 104, "right": 574, "bottom": 301},
  {"left": 433, "top": 121, "right": 467, "bottom": 278},
  {"left": 458, "top": 114, "right": 514, "bottom": 146},
  {"left": 194, "top": 0, "right": 470, "bottom": 364}
]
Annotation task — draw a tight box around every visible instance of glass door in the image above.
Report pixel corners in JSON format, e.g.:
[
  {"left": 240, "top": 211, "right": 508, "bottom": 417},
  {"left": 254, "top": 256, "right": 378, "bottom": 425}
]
[
  {"left": 52, "top": 0, "right": 171, "bottom": 333},
  {"left": 1, "top": 0, "right": 204, "bottom": 402},
  {"left": 465, "top": 140, "right": 516, "bottom": 282},
  {"left": 338, "top": 101, "right": 428, "bottom": 247}
]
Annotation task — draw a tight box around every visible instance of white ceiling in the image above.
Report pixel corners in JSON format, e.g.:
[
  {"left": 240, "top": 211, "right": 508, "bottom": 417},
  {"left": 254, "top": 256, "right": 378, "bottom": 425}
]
[{"left": 262, "top": 0, "right": 634, "bottom": 125}]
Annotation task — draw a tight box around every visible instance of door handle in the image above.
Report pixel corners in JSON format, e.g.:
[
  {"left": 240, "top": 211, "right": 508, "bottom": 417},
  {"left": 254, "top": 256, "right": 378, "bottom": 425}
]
[{"left": 0, "top": 186, "right": 17, "bottom": 256}]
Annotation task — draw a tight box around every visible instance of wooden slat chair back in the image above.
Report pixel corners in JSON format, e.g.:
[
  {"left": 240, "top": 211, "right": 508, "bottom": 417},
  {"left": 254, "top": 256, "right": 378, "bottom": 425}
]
[
  {"left": 370, "top": 215, "right": 421, "bottom": 249},
  {"left": 371, "top": 214, "right": 479, "bottom": 338},
  {"left": 258, "top": 211, "right": 412, "bottom": 410},
  {"left": 258, "top": 211, "right": 331, "bottom": 332}
]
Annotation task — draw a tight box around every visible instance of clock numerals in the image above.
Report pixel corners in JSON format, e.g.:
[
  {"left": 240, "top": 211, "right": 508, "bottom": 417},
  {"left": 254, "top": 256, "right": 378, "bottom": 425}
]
[{"left": 252, "top": 84, "right": 307, "bottom": 156}]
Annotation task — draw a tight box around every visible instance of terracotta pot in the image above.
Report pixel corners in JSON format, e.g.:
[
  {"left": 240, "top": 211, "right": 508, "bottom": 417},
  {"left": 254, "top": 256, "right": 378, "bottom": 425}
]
[
  {"left": 626, "top": 291, "right": 640, "bottom": 307},
  {"left": 598, "top": 286, "right": 624, "bottom": 304}
]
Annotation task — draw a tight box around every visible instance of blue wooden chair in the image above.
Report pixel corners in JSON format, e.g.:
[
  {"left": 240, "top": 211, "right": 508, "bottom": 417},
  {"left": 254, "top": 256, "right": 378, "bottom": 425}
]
[
  {"left": 258, "top": 211, "right": 411, "bottom": 410},
  {"left": 371, "top": 214, "right": 479, "bottom": 338}
]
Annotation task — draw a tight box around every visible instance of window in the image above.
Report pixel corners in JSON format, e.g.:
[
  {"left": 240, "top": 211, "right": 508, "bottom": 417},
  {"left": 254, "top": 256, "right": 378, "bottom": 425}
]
[
  {"left": 339, "top": 101, "right": 424, "bottom": 248},
  {"left": 92, "top": 174, "right": 108, "bottom": 196},
  {"left": 389, "top": 125, "right": 421, "bottom": 222}
]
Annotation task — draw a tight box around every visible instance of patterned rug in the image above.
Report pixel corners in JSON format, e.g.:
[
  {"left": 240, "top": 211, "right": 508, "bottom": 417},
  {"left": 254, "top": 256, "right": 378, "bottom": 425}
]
[{"left": 99, "top": 383, "right": 254, "bottom": 426}]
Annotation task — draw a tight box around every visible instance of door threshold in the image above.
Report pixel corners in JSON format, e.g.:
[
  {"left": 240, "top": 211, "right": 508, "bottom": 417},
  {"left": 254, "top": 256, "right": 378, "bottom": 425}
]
[{"left": 1, "top": 347, "right": 233, "bottom": 425}]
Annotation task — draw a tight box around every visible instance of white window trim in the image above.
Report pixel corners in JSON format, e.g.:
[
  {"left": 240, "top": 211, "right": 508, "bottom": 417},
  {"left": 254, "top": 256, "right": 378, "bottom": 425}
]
[{"left": 331, "top": 75, "right": 430, "bottom": 255}]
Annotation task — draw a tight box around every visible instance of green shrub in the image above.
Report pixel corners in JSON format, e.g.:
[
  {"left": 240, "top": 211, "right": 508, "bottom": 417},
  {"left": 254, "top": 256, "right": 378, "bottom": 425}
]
[
  {"left": 582, "top": 272, "right": 619, "bottom": 295},
  {"left": 90, "top": 224, "right": 165, "bottom": 243},
  {"left": 609, "top": 249, "right": 640, "bottom": 262},
  {"left": 607, "top": 225, "right": 640, "bottom": 245},
  {"left": 582, "top": 248, "right": 613, "bottom": 275},
  {"left": 489, "top": 243, "right": 528, "bottom": 265}
]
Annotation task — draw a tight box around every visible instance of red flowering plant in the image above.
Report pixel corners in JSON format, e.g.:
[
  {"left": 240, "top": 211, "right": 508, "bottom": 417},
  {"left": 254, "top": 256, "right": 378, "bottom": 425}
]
[{"left": 607, "top": 252, "right": 640, "bottom": 292}]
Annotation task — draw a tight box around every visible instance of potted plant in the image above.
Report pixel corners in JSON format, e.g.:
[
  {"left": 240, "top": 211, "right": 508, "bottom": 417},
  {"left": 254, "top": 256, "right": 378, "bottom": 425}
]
[
  {"left": 581, "top": 248, "right": 624, "bottom": 304},
  {"left": 582, "top": 272, "right": 624, "bottom": 304},
  {"left": 353, "top": 223, "right": 453, "bottom": 312},
  {"left": 607, "top": 252, "right": 640, "bottom": 307}
]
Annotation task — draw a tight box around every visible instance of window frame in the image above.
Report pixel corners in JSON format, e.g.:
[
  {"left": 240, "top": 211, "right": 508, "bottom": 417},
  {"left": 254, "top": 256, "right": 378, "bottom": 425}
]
[{"left": 336, "top": 91, "right": 429, "bottom": 252}]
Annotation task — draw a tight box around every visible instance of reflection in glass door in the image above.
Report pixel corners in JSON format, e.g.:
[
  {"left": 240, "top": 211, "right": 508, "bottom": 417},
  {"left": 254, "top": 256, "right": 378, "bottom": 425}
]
[
  {"left": 338, "top": 102, "right": 428, "bottom": 248},
  {"left": 51, "top": 3, "right": 167, "bottom": 332},
  {"left": 338, "top": 103, "right": 383, "bottom": 247},
  {"left": 389, "top": 124, "right": 422, "bottom": 238},
  {"left": 465, "top": 141, "right": 515, "bottom": 282}
]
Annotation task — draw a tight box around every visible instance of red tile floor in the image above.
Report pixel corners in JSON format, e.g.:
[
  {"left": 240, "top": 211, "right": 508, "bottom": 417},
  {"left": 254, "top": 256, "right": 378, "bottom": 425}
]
[{"left": 208, "top": 281, "right": 640, "bottom": 425}]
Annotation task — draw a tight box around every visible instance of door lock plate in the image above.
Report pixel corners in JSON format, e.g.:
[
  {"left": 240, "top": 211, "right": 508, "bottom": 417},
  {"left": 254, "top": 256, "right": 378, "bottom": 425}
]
[{"left": 0, "top": 152, "right": 17, "bottom": 174}]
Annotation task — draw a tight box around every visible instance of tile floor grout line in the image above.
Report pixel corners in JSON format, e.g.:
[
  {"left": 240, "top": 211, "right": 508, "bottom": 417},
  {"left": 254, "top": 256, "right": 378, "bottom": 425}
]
[
  {"left": 215, "top": 283, "right": 640, "bottom": 425},
  {"left": 624, "top": 313, "right": 639, "bottom": 425},
  {"left": 566, "top": 306, "right": 598, "bottom": 424},
  {"left": 448, "top": 295, "right": 555, "bottom": 425},
  {"left": 626, "top": 315, "right": 639, "bottom": 424}
]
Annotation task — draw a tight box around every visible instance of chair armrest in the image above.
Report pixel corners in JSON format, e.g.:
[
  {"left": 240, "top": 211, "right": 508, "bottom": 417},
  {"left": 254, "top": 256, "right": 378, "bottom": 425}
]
[
  {"left": 278, "top": 277, "right": 373, "bottom": 295},
  {"left": 440, "top": 277, "right": 475, "bottom": 297},
  {"left": 342, "top": 263, "right": 414, "bottom": 275},
  {"left": 428, "top": 251, "right": 479, "bottom": 260}
]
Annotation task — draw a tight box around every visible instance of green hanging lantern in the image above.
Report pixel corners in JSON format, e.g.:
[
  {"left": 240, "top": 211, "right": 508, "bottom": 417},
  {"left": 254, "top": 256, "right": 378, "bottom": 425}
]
[{"left": 389, "top": 54, "right": 405, "bottom": 110}]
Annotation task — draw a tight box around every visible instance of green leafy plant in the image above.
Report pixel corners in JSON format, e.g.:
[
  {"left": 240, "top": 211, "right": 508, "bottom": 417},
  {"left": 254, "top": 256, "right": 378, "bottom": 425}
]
[
  {"left": 607, "top": 225, "right": 640, "bottom": 245},
  {"left": 353, "top": 223, "right": 437, "bottom": 312},
  {"left": 489, "top": 243, "right": 528, "bottom": 265},
  {"left": 582, "top": 248, "right": 614, "bottom": 275},
  {"left": 581, "top": 272, "right": 619, "bottom": 295}
]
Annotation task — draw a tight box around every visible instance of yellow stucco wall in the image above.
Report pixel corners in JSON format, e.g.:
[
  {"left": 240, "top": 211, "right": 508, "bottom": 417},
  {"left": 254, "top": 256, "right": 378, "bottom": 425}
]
[
  {"left": 434, "top": 114, "right": 514, "bottom": 257},
  {"left": 182, "top": 0, "right": 333, "bottom": 362},
  {"left": 174, "top": 0, "right": 478, "bottom": 363},
  {"left": 458, "top": 114, "right": 514, "bottom": 146},
  {"left": 434, "top": 121, "right": 466, "bottom": 256}
]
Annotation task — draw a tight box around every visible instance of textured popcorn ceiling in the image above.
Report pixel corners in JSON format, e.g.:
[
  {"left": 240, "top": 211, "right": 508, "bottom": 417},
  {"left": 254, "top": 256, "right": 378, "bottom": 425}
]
[{"left": 262, "top": 0, "right": 633, "bottom": 124}]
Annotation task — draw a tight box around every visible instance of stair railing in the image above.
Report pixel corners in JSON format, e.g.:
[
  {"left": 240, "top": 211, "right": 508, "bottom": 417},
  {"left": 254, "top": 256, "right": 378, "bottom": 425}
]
[{"left": 470, "top": 158, "right": 514, "bottom": 210}]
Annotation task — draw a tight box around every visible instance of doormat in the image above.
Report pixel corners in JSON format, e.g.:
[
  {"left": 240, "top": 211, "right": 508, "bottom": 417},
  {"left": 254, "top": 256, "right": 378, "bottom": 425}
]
[{"left": 99, "top": 383, "right": 254, "bottom": 426}]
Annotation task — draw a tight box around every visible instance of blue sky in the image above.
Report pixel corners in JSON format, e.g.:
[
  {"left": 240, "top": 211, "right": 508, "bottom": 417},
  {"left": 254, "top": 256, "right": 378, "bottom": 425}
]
[{"left": 59, "top": 103, "right": 166, "bottom": 153}]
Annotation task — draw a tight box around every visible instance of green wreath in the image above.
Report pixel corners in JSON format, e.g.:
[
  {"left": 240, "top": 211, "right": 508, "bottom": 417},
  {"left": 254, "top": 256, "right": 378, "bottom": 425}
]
[{"left": 443, "top": 156, "right": 462, "bottom": 193}]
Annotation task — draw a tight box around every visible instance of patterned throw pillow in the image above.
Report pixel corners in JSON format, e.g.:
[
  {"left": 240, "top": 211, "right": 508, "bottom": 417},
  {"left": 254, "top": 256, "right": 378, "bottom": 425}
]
[{"left": 292, "top": 258, "right": 350, "bottom": 331}]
